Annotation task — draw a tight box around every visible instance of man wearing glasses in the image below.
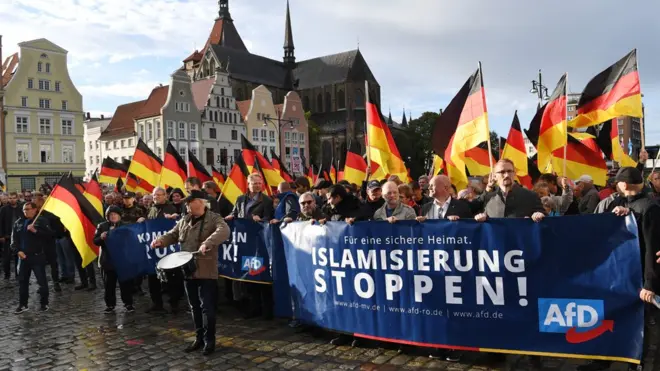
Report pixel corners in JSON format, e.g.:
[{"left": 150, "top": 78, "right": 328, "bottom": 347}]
[
  {"left": 284, "top": 192, "right": 326, "bottom": 223},
  {"left": 12, "top": 202, "right": 53, "bottom": 313}
]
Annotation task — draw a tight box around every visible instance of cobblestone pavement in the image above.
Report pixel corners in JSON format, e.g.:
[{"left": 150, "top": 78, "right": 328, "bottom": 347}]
[{"left": 0, "top": 276, "right": 639, "bottom": 371}]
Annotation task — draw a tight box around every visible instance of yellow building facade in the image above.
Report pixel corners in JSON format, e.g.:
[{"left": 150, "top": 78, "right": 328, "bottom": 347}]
[{"left": 2, "top": 39, "right": 85, "bottom": 191}]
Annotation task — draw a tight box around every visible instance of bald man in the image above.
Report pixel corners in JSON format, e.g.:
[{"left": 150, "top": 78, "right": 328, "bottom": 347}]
[
  {"left": 271, "top": 181, "right": 300, "bottom": 224},
  {"left": 373, "top": 181, "right": 416, "bottom": 222},
  {"left": 417, "top": 175, "right": 473, "bottom": 222}
]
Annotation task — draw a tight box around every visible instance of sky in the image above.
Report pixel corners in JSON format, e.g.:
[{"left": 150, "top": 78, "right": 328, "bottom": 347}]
[{"left": 2, "top": 0, "right": 659, "bottom": 144}]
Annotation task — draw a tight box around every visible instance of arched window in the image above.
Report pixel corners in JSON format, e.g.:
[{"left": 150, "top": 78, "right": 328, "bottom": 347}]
[
  {"left": 214, "top": 111, "right": 218, "bottom": 122},
  {"left": 303, "top": 96, "right": 310, "bottom": 111},
  {"left": 234, "top": 113, "right": 238, "bottom": 123},
  {"left": 225, "top": 98, "right": 229, "bottom": 108},
  {"left": 317, "top": 94, "right": 323, "bottom": 112},
  {"left": 221, "top": 97, "right": 225, "bottom": 108},
  {"left": 224, "top": 112, "right": 228, "bottom": 122},
  {"left": 325, "top": 92, "right": 332, "bottom": 112},
  {"left": 216, "top": 97, "right": 220, "bottom": 107},
  {"left": 355, "top": 89, "right": 364, "bottom": 107},
  {"left": 221, "top": 88, "right": 225, "bottom": 96},
  {"left": 337, "top": 90, "right": 346, "bottom": 109}
]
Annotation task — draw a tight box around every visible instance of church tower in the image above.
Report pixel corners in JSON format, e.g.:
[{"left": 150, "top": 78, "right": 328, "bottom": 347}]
[{"left": 283, "top": 0, "right": 296, "bottom": 66}]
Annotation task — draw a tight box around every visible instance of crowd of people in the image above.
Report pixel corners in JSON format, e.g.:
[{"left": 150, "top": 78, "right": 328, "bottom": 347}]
[{"left": 1, "top": 153, "right": 659, "bottom": 370}]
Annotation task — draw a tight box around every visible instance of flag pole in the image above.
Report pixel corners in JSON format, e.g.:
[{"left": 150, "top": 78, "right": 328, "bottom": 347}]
[
  {"left": 635, "top": 49, "right": 646, "bottom": 151},
  {"left": 479, "top": 61, "right": 494, "bottom": 173},
  {"left": 563, "top": 72, "right": 568, "bottom": 177},
  {"left": 364, "top": 80, "right": 372, "bottom": 169}
]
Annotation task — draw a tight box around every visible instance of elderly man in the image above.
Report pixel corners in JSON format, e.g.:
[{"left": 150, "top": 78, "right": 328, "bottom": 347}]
[
  {"left": 152, "top": 190, "right": 230, "bottom": 356},
  {"left": 271, "top": 182, "right": 300, "bottom": 224},
  {"left": 141, "top": 194, "right": 154, "bottom": 210},
  {"left": 649, "top": 170, "right": 660, "bottom": 199},
  {"left": 418, "top": 175, "right": 430, "bottom": 194},
  {"left": 418, "top": 175, "right": 473, "bottom": 222},
  {"left": 147, "top": 187, "right": 178, "bottom": 220},
  {"left": 284, "top": 192, "right": 326, "bottom": 222},
  {"left": 373, "top": 181, "right": 416, "bottom": 222},
  {"left": 574, "top": 175, "right": 599, "bottom": 214}
]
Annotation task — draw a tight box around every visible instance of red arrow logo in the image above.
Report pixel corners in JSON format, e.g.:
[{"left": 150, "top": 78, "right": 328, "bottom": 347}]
[
  {"left": 248, "top": 265, "right": 266, "bottom": 276},
  {"left": 565, "top": 320, "right": 614, "bottom": 344}
]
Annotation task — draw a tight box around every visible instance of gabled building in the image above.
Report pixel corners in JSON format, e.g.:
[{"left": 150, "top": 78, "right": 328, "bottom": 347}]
[
  {"left": 278, "top": 91, "right": 308, "bottom": 174},
  {"left": 183, "top": 0, "right": 381, "bottom": 164},
  {"left": 1, "top": 38, "right": 85, "bottom": 191},
  {"left": 83, "top": 113, "right": 111, "bottom": 178}
]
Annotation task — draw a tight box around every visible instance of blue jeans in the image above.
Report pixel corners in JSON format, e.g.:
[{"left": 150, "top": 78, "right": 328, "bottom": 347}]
[
  {"left": 56, "top": 238, "right": 75, "bottom": 279},
  {"left": 185, "top": 279, "right": 218, "bottom": 345},
  {"left": 18, "top": 253, "right": 49, "bottom": 307}
]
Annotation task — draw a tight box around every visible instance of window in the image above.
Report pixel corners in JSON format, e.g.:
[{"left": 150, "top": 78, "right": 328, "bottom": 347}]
[
  {"left": 113, "top": 141, "right": 118, "bottom": 149},
  {"left": 292, "top": 132, "right": 298, "bottom": 143},
  {"left": 234, "top": 149, "right": 241, "bottom": 161},
  {"left": 39, "top": 118, "right": 51, "bottom": 134},
  {"left": 61, "top": 100, "right": 68, "bottom": 110},
  {"left": 325, "top": 92, "right": 332, "bottom": 112},
  {"left": 220, "top": 149, "right": 227, "bottom": 165},
  {"left": 191, "top": 148, "right": 197, "bottom": 157},
  {"left": 261, "top": 129, "right": 267, "bottom": 142},
  {"left": 175, "top": 102, "right": 190, "bottom": 112},
  {"left": 61, "top": 119, "right": 73, "bottom": 135},
  {"left": 285, "top": 147, "right": 290, "bottom": 155},
  {"left": 300, "top": 148, "right": 305, "bottom": 159},
  {"left": 270, "top": 146, "right": 276, "bottom": 155},
  {"left": 40, "top": 143, "right": 53, "bottom": 163},
  {"left": 38, "top": 62, "right": 43, "bottom": 72},
  {"left": 214, "top": 111, "right": 219, "bottom": 122},
  {"left": 221, "top": 88, "right": 225, "bottom": 96},
  {"left": 234, "top": 113, "right": 238, "bottom": 123},
  {"left": 128, "top": 138, "right": 133, "bottom": 147},
  {"left": 206, "top": 148, "right": 215, "bottom": 166},
  {"left": 337, "top": 90, "right": 346, "bottom": 109},
  {"left": 138, "top": 124, "right": 144, "bottom": 139},
  {"left": 231, "top": 129, "right": 237, "bottom": 141},
  {"left": 303, "top": 96, "right": 310, "bottom": 111},
  {"left": 355, "top": 89, "right": 364, "bottom": 107},
  {"left": 20, "top": 177, "right": 36, "bottom": 191},
  {"left": 269, "top": 131, "right": 275, "bottom": 143},
  {"left": 221, "top": 97, "right": 225, "bottom": 108},
  {"left": 96, "top": 156, "right": 100, "bottom": 164},
  {"left": 105, "top": 142, "right": 110, "bottom": 150},
  {"left": 178, "top": 146, "right": 186, "bottom": 160},
  {"left": 252, "top": 128, "right": 259, "bottom": 141},
  {"left": 261, "top": 146, "right": 268, "bottom": 154},
  {"left": 95, "top": 141, "right": 98, "bottom": 149},
  {"left": 62, "top": 144, "right": 74, "bottom": 163},
  {"left": 178, "top": 122, "right": 186, "bottom": 139},
  {"left": 39, "top": 99, "right": 51, "bottom": 109},
  {"left": 15, "top": 116, "right": 28, "bottom": 133},
  {"left": 121, "top": 139, "right": 125, "bottom": 148},
  {"left": 257, "top": 113, "right": 261, "bottom": 120},
  {"left": 284, "top": 131, "right": 290, "bottom": 143},
  {"left": 28, "top": 78, "right": 33, "bottom": 89},
  {"left": 38, "top": 80, "right": 50, "bottom": 90},
  {"left": 190, "top": 123, "right": 197, "bottom": 140},
  {"left": 17, "top": 143, "right": 30, "bottom": 163},
  {"left": 45, "top": 63, "right": 50, "bottom": 73},
  {"left": 21, "top": 97, "right": 27, "bottom": 107},
  {"left": 224, "top": 112, "right": 228, "bottom": 122},
  {"left": 55, "top": 81, "right": 60, "bottom": 92},
  {"left": 299, "top": 133, "right": 305, "bottom": 143},
  {"left": 147, "top": 122, "right": 153, "bottom": 140},
  {"left": 167, "top": 121, "right": 175, "bottom": 139},
  {"left": 156, "top": 121, "right": 161, "bottom": 139},
  {"left": 209, "top": 128, "right": 217, "bottom": 139},
  {"left": 89, "top": 142, "right": 92, "bottom": 150}
]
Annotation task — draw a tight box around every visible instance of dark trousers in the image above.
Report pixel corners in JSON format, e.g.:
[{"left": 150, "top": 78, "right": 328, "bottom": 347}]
[
  {"left": 185, "top": 279, "right": 218, "bottom": 345},
  {"left": 18, "top": 253, "right": 49, "bottom": 307},
  {"left": 45, "top": 244, "right": 59, "bottom": 283},
  {"left": 148, "top": 271, "right": 184, "bottom": 308},
  {"left": 103, "top": 270, "right": 133, "bottom": 308},
  {"left": 248, "top": 283, "right": 273, "bottom": 317},
  {"left": 73, "top": 247, "right": 96, "bottom": 285},
  {"left": 2, "top": 242, "right": 17, "bottom": 278}
]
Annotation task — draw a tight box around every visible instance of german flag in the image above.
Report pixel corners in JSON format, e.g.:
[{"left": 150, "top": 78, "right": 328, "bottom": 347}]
[
  {"left": 537, "top": 74, "right": 568, "bottom": 173},
  {"left": 597, "top": 119, "right": 637, "bottom": 167},
  {"left": 220, "top": 155, "right": 249, "bottom": 206},
  {"left": 464, "top": 142, "right": 496, "bottom": 176},
  {"left": 99, "top": 157, "right": 127, "bottom": 184},
  {"left": 211, "top": 166, "right": 225, "bottom": 189},
  {"left": 443, "top": 141, "right": 468, "bottom": 191},
  {"left": 550, "top": 135, "right": 607, "bottom": 186},
  {"left": 83, "top": 172, "right": 103, "bottom": 215},
  {"left": 306, "top": 164, "right": 315, "bottom": 185},
  {"left": 188, "top": 150, "right": 212, "bottom": 184},
  {"left": 365, "top": 81, "right": 407, "bottom": 179},
  {"left": 126, "top": 172, "right": 155, "bottom": 195},
  {"left": 431, "top": 155, "right": 444, "bottom": 176},
  {"left": 0, "top": 180, "right": 6, "bottom": 192},
  {"left": 370, "top": 160, "right": 390, "bottom": 181},
  {"left": 252, "top": 155, "right": 273, "bottom": 196},
  {"left": 269, "top": 150, "right": 294, "bottom": 183},
  {"left": 330, "top": 163, "right": 337, "bottom": 184},
  {"left": 432, "top": 67, "right": 490, "bottom": 173},
  {"left": 501, "top": 112, "right": 531, "bottom": 188},
  {"left": 240, "top": 135, "right": 284, "bottom": 188},
  {"left": 128, "top": 139, "right": 162, "bottom": 189},
  {"left": 569, "top": 131, "right": 600, "bottom": 155},
  {"left": 41, "top": 174, "right": 104, "bottom": 267},
  {"left": 344, "top": 141, "right": 368, "bottom": 186},
  {"left": 569, "top": 50, "right": 642, "bottom": 129},
  {"left": 160, "top": 142, "right": 188, "bottom": 193}
]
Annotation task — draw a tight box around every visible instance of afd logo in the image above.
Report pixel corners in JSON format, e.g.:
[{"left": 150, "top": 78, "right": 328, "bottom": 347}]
[
  {"left": 538, "top": 298, "right": 614, "bottom": 343},
  {"left": 241, "top": 256, "right": 266, "bottom": 276}
]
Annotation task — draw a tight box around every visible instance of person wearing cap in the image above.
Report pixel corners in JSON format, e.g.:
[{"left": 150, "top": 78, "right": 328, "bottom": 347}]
[
  {"left": 352, "top": 179, "right": 385, "bottom": 222},
  {"left": 121, "top": 191, "right": 146, "bottom": 223},
  {"left": 93, "top": 205, "right": 135, "bottom": 314},
  {"left": 574, "top": 175, "right": 599, "bottom": 214},
  {"left": 185, "top": 177, "right": 219, "bottom": 216},
  {"left": 579, "top": 167, "right": 660, "bottom": 371},
  {"left": 373, "top": 181, "right": 416, "bottom": 222},
  {"left": 312, "top": 179, "right": 332, "bottom": 208},
  {"left": 152, "top": 189, "right": 230, "bottom": 356}
]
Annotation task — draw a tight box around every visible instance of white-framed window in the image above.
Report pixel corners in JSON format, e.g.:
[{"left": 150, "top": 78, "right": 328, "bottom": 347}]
[
  {"left": 121, "top": 139, "right": 125, "bottom": 148},
  {"left": 284, "top": 131, "right": 290, "bottom": 144},
  {"left": 39, "top": 143, "right": 53, "bottom": 163},
  {"left": 252, "top": 128, "right": 259, "bottom": 141},
  {"left": 113, "top": 140, "right": 118, "bottom": 149},
  {"left": 128, "top": 138, "right": 134, "bottom": 147},
  {"left": 190, "top": 123, "right": 197, "bottom": 140},
  {"left": 61, "top": 100, "right": 67, "bottom": 110},
  {"left": 39, "top": 99, "right": 50, "bottom": 109},
  {"left": 17, "top": 142, "right": 30, "bottom": 163},
  {"left": 55, "top": 81, "right": 61, "bottom": 92},
  {"left": 155, "top": 120, "right": 161, "bottom": 139},
  {"left": 37, "top": 62, "right": 42, "bottom": 72},
  {"left": 105, "top": 142, "right": 110, "bottom": 150},
  {"left": 231, "top": 129, "right": 238, "bottom": 141},
  {"left": 21, "top": 97, "right": 27, "bottom": 107},
  {"left": 191, "top": 148, "right": 197, "bottom": 157},
  {"left": 39, "top": 118, "right": 51, "bottom": 134},
  {"left": 260, "top": 129, "right": 267, "bottom": 142},
  {"left": 138, "top": 124, "right": 144, "bottom": 139},
  {"left": 147, "top": 122, "right": 153, "bottom": 140},
  {"left": 178, "top": 146, "right": 187, "bottom": 161},
  {"left": 62, "top": 144, "right": 74, "bottom": 163},
  {"left": 269, "top": 131, "right": 275, "bottom": 143},
  {"left": 175, "top": 102, "right": 190, "bottom": 112},
  {"left": 61, "top": 119, "right": 73, "bottom": 135},
  {"left": 39, "top": 80, "right": 50, "bottom": 90},
  {"left": 299, "top": 133, "right": 305, "bottom": 143},
  {"left": 166, "top": 121, "right": 175, "bottom": 139},
  {"left": 45, "top": 63, "right": 50, "bottom": 73},
  {"left": 178, "top": 122, "right": 186, "bottom": 139},
  {"left": 15, "top": 116, "right": 28, "bottom": 133},
  {"left": 292, "top": 132, "right": 297, "bottom": 143},
  {"left": 96, "top": 155, "right": 100, "bottom": 164},
  {"left": 27, "top": 78, "right": 33, "bottom": 89}
]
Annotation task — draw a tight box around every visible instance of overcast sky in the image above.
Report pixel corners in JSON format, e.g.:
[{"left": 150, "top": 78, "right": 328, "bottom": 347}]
[{"left": 2, "top": 0, "right": 658, "bottom": 144}]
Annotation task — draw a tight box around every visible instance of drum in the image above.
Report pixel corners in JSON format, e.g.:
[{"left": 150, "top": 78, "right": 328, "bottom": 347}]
[{"left": 156, "top": 251, "right": 197, "bottom": 282}]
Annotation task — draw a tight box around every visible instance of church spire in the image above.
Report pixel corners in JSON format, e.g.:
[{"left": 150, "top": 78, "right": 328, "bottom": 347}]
[
  {"left": 387, "top": 109, "right": 393, "bottom": 126},
  {"left": 283, "top": 0, "right": 296, "bottom": 66},
  {"left": 401, "top": 109, "right": 408, "bottom": 126},
  {"left": 218, "top": 0, "right": 232, "bottom": 20}
]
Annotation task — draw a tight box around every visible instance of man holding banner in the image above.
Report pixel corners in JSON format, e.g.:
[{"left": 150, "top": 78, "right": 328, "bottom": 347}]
[{"left": 152, "top": 189, "right": 230, "bottom": 356}]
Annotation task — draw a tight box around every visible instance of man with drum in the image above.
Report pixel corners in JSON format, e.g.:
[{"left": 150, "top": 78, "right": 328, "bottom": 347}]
[{"left": 151, "top": 190, "right": 230, "bottom": 356}]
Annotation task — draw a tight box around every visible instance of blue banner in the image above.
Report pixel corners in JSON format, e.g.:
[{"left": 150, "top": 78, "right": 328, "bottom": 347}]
[
  {"left": 280, "top": 215, "right": 644, "bottom": 363},
  {"left": 105, "top": 218, "right": 273, "bottom": 283}
]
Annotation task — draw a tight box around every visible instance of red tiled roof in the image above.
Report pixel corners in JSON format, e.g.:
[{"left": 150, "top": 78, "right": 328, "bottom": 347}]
[
  {"left": 135, "top": 85, "right": 169, "bottom": 120},
  {"left": 236, "top": 100, "right": 251, "bottom": 121},
  {"left": 183, "top": 50, "right": 203, "bottom": 63},
  {"left": 191, "top": 78, "right": 215, "bottom": 111},
  {"left": 2, "top": 53, "right": 18, "bottom": 87},
  {"left": 99, "top": 100, "right": 146, "bottom": 140}
]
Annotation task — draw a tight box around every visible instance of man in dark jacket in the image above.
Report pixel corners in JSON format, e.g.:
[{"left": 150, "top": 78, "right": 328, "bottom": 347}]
[
  {"left": 411, "top": 181, "right": 433, "bottom": 208},
  {"left": 271, "top": 182, "right": 299, "bottom": 223},
  {"left": 0, "top": 192, "right": 23, "bottom": 279},
  {"left": 12, "top": 202, "right": 53, "bottom": 313},
  {"left": 121, "top": 192, "right": 146, "bottom": 223},
  {"left": 185, "top": 177, "right": 218, "bottom": 215},
  {"left": 147, "top": 187, "right": 178, "bottom": 220},
  {"left": 325, "top": 184, "right": 362, "bottom": 222},
  {"left": 354, "top": 180, "right": 385, "bottom": 222},
  {"left": 225, "top": 173, "right": 274, "bottom": 319},
  {"left": 34, "top": 192, "right": 66, "bottom": 292},
  {"left": 284, "top": 192, "right": 326, "bottom": 222},
  {"left": 94, "top": 205, "right": 134, "bottom": 313},
  {"left": 575, "top": 175, "right": 600, "bottom": 214}
]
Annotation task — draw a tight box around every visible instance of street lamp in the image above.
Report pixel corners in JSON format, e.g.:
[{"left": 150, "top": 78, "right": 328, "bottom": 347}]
[
  {"left": 263, "top": 110, "right": 298, "bottom": 155},
  {"left": 530, "top": 69, "right": 550, "bottom": 105}
]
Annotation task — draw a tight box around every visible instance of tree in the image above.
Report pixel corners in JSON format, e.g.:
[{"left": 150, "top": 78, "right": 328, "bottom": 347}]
[
  {"left": 305, "top": 111, "right": 321, "bottom": 166},
  {"left": 489, "top": 130, "right": 501, "bottom": 159},
  {"left": 401, "top": 111, "right": 440, "bottom": 178}
]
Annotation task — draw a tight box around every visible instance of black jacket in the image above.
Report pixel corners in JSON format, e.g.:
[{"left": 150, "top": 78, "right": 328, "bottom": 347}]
[
  {"left": 231, "top": 193, "right": 274, "bottom": 220},
  {"left": 10, "top": 216, "right": 53, "bottom": 255},
  {"left": 608, "top": 193, "right": 660, "bottom": 293},
  {"left": 357, "top": 198, "right": 386, "bottom": 221},
  {"left": 420, "top": 198, "right": 474, "bottom": 219},
  {"left": 326, "top": 194, "right": 362, "bottom": 221},
  {"left": 40, "top": 209, "right": 66, "bottom": 240},
  {"left": 147, "top": 202, "right": 177, "bottom": 219},
  {"left": 0, "top": 203, "right": 24, "bottom": 239},
  {"left": 93, "top": 220, "right": 127, "bottom": 270},
  {"left": 414, "top": 194, "right": 433, "bottom": 208}
]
